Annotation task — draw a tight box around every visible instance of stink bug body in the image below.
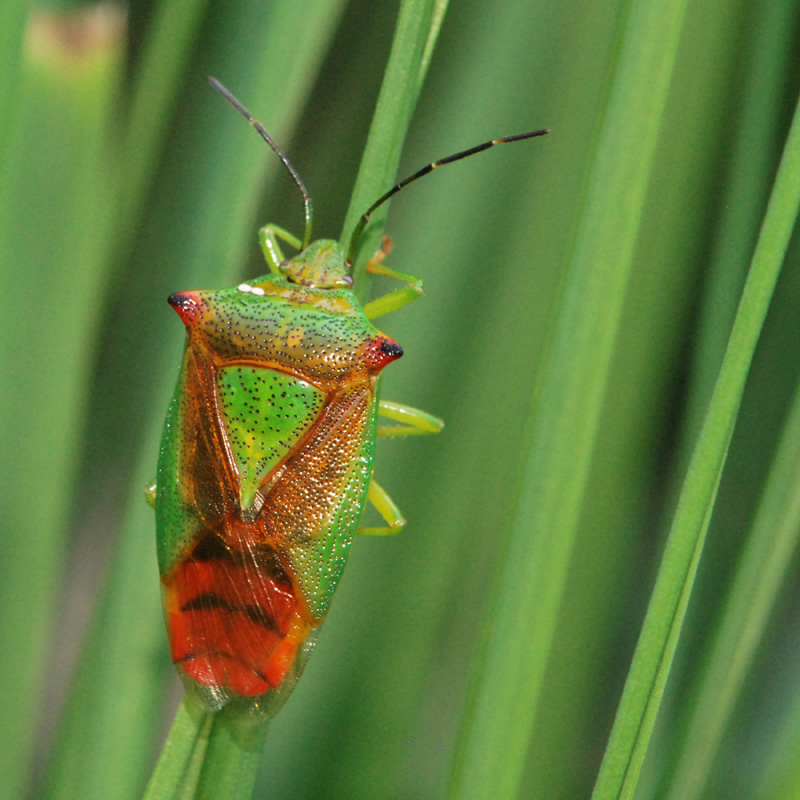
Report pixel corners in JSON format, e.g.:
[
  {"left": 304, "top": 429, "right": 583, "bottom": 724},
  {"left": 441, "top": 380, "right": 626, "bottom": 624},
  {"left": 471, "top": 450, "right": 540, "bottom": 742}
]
[{"left": 153, "top": 77, "right": 547, "bottom": 718}]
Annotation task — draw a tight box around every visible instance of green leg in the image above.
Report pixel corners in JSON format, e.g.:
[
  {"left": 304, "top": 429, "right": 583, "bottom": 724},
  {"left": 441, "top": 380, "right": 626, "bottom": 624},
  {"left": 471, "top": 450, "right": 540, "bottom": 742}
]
[
  {"left": 362, "top": 262, "right": 424, "bottom": 319},
  {"left": 359, "top": 402, "right": 443, "bottom": 535},
  {"left": 358, "top": 479, "right": 406, "bottom": 536},
  {"left": 377, "top": 399, "right": 444, "bottom": 437},
  {"left": 361, "top": 240, "right": 424, "bottom": 319},
  {"left": 258, "top": 224, "right": 302, "bottom": 273},
  {"left": 144, "top": 482, "right": 156, "bottom": 509}
]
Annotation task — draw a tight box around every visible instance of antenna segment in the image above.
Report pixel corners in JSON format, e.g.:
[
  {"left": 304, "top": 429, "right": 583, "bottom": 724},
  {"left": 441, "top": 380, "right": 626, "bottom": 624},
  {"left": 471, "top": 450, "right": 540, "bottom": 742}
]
[
  {"left": 346, "top": 128, "right": 549, "bottom": 266},
  {"left": 209, "top": 76, "right": 314, "bottom": 249}
]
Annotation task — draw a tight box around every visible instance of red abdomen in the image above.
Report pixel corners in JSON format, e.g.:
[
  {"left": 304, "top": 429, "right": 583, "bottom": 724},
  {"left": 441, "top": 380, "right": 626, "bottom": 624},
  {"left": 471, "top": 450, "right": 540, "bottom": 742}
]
[{"left": 162, "top": 532, "right": 313, "bottom": 697}]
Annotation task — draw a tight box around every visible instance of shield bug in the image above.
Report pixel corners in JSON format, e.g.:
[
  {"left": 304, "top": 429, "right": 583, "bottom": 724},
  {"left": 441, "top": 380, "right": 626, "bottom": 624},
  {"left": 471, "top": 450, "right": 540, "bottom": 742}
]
[{"left": 152, "top": 77, "right": 548, "bottom": 718}]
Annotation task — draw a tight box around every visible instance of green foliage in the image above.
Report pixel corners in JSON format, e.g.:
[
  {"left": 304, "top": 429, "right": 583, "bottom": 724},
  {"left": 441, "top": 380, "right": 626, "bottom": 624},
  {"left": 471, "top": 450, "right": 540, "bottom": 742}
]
[{"left": 1, "top": 0, "right": 799, "bottom": 798}]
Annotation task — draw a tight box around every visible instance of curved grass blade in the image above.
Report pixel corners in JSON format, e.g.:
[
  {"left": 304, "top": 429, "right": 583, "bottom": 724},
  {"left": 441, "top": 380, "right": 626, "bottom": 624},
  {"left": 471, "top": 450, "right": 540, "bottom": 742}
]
[{"left": 591, "top": 83, "right": 800, "bottom": 800}]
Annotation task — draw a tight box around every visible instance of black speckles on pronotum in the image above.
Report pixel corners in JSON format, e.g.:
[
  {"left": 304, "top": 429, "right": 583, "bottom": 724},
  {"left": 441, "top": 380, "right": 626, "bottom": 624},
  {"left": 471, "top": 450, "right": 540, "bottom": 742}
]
[{"left": 183, "top": 279, "right": 385, "bottom": 384}]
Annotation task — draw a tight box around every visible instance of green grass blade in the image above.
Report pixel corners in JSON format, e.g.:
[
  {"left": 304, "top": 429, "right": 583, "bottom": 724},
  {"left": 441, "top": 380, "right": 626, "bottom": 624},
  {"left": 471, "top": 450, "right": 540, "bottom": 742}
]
[
  {"left": 0, "top": 10, "right": 124, "bottom": 799},
  {"left": 340, "top": 0, "right": 450, "bottom": 296},
  {"left": 654, "top": 3, "right": 800, "bottom": 797},
  {"left": 194, "top": 714, "right": 269, "bottom": 800},
  {"left": 143, "top": 700, "right": 213, "bottom": 800},
  {"left": 663, "top": 356, "right": 800, "bottom": 800},
  {"left": 0, "top": 0, "right": 29, "bottom": 162},
  {"left": 444, "top": 0, "right": 690, "bottom": 796},
  {"left": 673, "top": 0, "right": 795, "bottom": 453},
  {"left": 120, "top": 0, "right": 211, "bottom": 240},
  {"left": 591, "top": 84, "right": 800, "bottom": 800}
]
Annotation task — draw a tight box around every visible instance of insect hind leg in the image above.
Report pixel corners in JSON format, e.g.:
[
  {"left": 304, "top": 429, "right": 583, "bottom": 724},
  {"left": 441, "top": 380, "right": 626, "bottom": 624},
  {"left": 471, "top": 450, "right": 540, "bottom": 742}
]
[{"left": 358, "top": 480, "right": 406, "bottom": 536}]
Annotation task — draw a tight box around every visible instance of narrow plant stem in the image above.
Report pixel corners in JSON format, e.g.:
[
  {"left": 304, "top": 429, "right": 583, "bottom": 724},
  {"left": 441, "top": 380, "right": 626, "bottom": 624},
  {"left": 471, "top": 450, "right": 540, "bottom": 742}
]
[
  {"left": 675, "top": 0, "right": 795, "bottom": 444},
  {"left": 664, "top": 366, "right": 800, "bottom": 800},
  {"left": 340, "top": 0, "right": 450, "bottom": 298},
  {"left": 591, "top": 85, "right": 800, "bottom": 800},
  {"left": 143, "top": 700, "right": 214, "bottom": 800},
  {"left": 656, "top": 3, "right": 800, "bottom": 797},
  {"left": 194, "top": 713, "right": 269, "bottom": 800}
]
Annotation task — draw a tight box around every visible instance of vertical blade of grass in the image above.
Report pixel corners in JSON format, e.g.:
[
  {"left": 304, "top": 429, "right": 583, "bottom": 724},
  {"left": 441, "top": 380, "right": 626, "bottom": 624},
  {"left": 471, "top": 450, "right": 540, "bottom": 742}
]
[
  {"left": 193, "top": 713, "right": 271, "bottom": 800},
  {"left": 591, "top": 85, "right": 800, "bottom": 800},
  {"left": 0, "top": 0, "right": 29, "bottom": 164},
  {"left": 663, "top": 358, "right": 800, "bottom": 800},
  {"left": 143, "top": 699, "right": 213, "bottom": 800},
  {"left": 120, "top": 0, "right": 212, "bottom": 244},
  {"left": 340, "top": 0, "right": 449, "bottom": 296},
  {"left": 444, "top": 0, "right": 690, "bottom": 796},
  {"left": 0, "top": 9, "right": 124, "bottom": 800},
  {"left": 676, "top": 0, "right": 795, "bottom": 443},
  {"left": 653, "top": 3, "right": 800, "bottom": 797}
]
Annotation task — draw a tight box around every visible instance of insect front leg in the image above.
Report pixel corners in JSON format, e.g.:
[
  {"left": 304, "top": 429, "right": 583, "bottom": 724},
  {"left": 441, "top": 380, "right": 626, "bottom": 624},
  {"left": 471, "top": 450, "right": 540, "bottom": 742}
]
[
  {"left": 144, "top": 482, "right": 157, "bottom": 509},
  {"left": 377, "top": 400, "right": 444, "bottom": 437},
  {"left": 259, "top": 224, "right": 303, "bottom": 273},
  {"left": 361, "top": 238, "right": 424, "bottom": 320},
  {"left": 358, "top": 480, "right": 406, "bottom": 536}
]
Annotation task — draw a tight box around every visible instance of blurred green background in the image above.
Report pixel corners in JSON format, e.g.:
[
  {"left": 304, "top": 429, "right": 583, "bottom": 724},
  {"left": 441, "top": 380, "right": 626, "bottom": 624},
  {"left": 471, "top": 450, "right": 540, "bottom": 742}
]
[{"left": 2, "top": 0, "right": 800, "bottom": 798}]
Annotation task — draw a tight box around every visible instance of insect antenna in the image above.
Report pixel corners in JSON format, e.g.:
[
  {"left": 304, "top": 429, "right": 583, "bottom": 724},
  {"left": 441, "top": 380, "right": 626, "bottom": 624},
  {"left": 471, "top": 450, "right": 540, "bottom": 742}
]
[
  {"left": 346, "top": 128, "right": 549, "bottom": 267},
  {"left": 209, "top": 76, "right": 314, "bottom": 249}
]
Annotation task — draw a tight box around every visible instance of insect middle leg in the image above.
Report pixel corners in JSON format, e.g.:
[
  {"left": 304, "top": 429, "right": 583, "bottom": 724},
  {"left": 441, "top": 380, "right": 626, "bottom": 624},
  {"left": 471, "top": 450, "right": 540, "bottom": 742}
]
[
  {"left": 358, "top": 402, "right": 444, "bottom": 536},
  {"left": 377, "top": 400, "right": 443, "bottom": 437}
]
